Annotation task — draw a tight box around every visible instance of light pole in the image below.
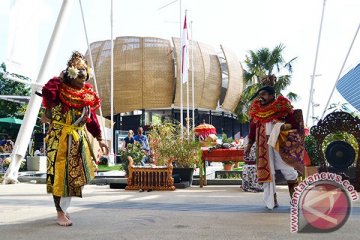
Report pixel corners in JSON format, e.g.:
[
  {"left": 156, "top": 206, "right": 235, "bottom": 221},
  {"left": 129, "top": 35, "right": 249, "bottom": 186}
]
[
  {"left": 311, "top": 91, "right": 320, "bottom": 125},
  {"left": 310, "top": 74, "right": 321, "bottom": 126}
]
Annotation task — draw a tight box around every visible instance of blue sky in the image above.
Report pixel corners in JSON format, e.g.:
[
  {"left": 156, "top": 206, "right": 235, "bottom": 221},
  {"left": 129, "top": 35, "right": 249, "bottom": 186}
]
[{"left": 0, "top": 0, "right": 359, "bottom": 126}]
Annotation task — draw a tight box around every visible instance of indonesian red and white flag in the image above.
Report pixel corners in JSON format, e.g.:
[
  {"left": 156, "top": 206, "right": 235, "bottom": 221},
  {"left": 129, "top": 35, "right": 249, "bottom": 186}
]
[{"left": 181, "top": 12, "right": 189, "bottom": 84}]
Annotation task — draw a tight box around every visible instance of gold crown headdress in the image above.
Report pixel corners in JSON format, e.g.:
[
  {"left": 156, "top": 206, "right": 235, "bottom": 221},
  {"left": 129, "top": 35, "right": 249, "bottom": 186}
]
[
  {"left": 66, "top": 51, "right": 92, "bottom": 80},
  {"left": 259, "top": 74, "right": 277, "bottom": 87},
  {"left": 249, "top": 74, "right": 277, "bottom": 101}
]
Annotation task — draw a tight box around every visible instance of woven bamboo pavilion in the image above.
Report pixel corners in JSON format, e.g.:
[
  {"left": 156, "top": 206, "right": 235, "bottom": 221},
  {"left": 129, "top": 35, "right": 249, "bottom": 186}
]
[{"left": 85, "top": 36, "right": 245, "bottom": 138}]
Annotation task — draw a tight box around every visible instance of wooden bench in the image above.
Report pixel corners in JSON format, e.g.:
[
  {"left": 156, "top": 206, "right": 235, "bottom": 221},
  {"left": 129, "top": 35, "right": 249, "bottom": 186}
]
[{"left": 125, "top": 157, "right": 175, "bottom": 191}]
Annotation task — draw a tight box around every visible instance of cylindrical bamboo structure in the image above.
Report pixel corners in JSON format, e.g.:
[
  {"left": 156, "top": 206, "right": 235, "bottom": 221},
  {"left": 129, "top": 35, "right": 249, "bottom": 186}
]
[{"left": 85, "top": 36, "right": 243, "bottom": 116}]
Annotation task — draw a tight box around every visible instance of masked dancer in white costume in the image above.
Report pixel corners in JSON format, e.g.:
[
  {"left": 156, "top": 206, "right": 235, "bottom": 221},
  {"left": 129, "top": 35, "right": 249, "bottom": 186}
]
[{"left": 244, "top": 75, "right": 304, "bottom": 210}]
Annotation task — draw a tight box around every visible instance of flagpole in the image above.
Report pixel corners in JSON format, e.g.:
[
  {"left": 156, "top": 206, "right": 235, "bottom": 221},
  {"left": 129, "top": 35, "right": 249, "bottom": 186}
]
[
  {"left": 186, "top": 11, "right": 190, "bottom": 140},
  {"left": 109, "top": 0, "right": 114, "bottom": 165},
  {"left": 179, "top": 0, "right": 183, "bottom": 138},
  {"left": 186, "top": 74, "right": 189, "bottom": 139},
  {"left": 180, "top": 10, "right": 189, "bottom": 139},
  {"left": 191, "top": 20, "right": 195, "bottom": 141}
]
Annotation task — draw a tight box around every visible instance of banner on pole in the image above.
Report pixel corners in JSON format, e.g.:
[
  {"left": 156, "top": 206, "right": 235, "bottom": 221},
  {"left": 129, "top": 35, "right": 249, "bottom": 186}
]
[{"left": 181, "top": 12, "right": 189, "bottom": 84}]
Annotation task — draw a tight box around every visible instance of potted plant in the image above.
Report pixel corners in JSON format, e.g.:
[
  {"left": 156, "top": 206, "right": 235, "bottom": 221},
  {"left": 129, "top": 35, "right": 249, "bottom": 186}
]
[
  {"left": 148, "top": 122, "right": 176, "bottom": 166},
  {"left": 149, "top": 121, "right": 202, "bottom": 185},
  {"left": 171, "top": 137, "right": 201, "bottom": 185},
  {"left": 119, "top": 142, "right": 147, "bottom": 176}
]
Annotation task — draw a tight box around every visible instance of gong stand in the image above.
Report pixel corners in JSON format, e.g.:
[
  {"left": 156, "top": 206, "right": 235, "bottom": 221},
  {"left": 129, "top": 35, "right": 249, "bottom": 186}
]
[{"left": 310, "top": 111, "right": 360, "bottom": 191}]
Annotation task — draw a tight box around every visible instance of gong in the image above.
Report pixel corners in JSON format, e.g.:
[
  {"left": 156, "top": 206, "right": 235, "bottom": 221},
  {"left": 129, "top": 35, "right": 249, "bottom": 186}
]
[{"left": 325, "top": 140, "right": 356, "bottom": 169}]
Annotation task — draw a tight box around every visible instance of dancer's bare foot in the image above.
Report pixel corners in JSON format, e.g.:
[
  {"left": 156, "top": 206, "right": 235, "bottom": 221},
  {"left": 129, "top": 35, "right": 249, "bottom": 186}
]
[{"left": 57, "top": 211, "right": 72, "bottom": 226}]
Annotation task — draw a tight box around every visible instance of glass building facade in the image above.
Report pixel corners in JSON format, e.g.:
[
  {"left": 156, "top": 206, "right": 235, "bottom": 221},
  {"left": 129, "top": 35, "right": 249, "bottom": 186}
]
[{"left": 336, "top": 63, "right": 360, "bottom": 111}]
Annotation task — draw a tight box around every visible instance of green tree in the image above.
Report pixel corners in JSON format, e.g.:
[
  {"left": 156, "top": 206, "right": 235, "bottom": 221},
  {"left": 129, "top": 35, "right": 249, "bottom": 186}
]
[
  {"left": 236, "top": 43, "right": 298, "bottom": 123},
  {"left": 0, "top": 63, "right": 31, "bottom": 118}
]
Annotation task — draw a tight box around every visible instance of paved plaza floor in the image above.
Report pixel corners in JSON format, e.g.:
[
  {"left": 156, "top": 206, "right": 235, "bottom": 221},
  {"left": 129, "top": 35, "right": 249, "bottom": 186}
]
[{"left": 0, "top": 183, "right": 359, "bottom": 240}]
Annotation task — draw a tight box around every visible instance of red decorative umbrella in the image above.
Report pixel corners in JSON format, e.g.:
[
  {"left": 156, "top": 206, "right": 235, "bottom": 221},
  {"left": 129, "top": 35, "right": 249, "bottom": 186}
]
[{"left": 194, "top": 123, "right": 217, "bottom": 138}]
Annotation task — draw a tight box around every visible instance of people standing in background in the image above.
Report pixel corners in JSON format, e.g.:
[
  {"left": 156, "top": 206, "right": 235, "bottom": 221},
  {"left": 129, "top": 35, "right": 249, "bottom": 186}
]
[
  {"left": 123, "top": 130, "right": 134, "bottom": 149},
  {"left": 0, "top": 135, "right": 8, "bottom": 151},
  {"left": 0, "top": 136, "right": 14, "bottom": 153},
  {"left": 34, "top": 146, "right": 44, "bottom": 156},
  {"left": 134, "top": 127, "right": 150, "bottom": 165}
]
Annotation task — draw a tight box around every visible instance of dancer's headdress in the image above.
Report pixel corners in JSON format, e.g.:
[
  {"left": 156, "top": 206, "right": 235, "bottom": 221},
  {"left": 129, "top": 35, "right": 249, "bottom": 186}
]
[
  {"left": 250, "top": 74, "right": 277, "bottom": 101},
  {"left": 65, "top": 51, "right": 92, "bottom": 81}
]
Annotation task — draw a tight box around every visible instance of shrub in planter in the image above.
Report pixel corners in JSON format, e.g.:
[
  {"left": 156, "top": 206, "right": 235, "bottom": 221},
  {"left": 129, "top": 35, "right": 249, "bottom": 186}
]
[
  {"left": 149, "top": 121, "right": 201, "bottom": 168},
  {"left": 172, "top": 138, "right": 201, "bottom": 168},
  {"left": 148, "top": 121, "right": 177, "bottom": 166},
  {"left": 2, "top": 157, "right": 26, "bottom": 171},
  {"left": 119, "top": 142, "right": 146, "bottom": 176},
  {"left": 149, "top": 121, "right": 202, "bottom": 185}
]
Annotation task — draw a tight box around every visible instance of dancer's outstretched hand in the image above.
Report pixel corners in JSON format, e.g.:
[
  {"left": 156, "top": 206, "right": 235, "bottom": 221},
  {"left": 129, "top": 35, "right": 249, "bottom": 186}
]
[{"left": 98, "top": 140, "right": 109, "bottom": 155}]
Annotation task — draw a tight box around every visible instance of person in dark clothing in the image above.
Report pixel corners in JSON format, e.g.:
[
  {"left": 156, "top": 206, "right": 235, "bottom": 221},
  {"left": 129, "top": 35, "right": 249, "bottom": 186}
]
[{"left": 123, "top": 130, "right": 134, "bottom": 149}]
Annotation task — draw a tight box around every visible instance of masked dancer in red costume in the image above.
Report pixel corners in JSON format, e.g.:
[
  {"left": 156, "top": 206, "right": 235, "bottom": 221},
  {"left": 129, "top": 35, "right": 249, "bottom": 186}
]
[
  {"left": 41, "top": 51, "right": 108, "bottom": 226},
  {"left": 244, "top": 75, "right": 304, "bottom": 210}
]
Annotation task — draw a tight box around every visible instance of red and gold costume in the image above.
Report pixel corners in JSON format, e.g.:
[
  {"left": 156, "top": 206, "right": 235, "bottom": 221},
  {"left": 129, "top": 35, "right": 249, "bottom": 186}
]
[
  {"left": 42, "top": 77, "right": 101, "bottom": 197},
  {"left": 248, "top": 96, "right": 304, "bottom": 183}
]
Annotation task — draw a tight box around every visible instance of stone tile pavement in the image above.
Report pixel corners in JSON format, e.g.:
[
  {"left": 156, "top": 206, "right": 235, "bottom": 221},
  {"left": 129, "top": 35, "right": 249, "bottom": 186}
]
[{"left": 0, "top": 183, "right": 359, "bottom": 240}]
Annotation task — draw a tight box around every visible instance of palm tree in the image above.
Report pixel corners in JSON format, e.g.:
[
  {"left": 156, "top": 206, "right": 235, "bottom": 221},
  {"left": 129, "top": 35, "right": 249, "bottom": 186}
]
[{"left": 236, "top": 43, "right": 298, "bottom": 123}]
